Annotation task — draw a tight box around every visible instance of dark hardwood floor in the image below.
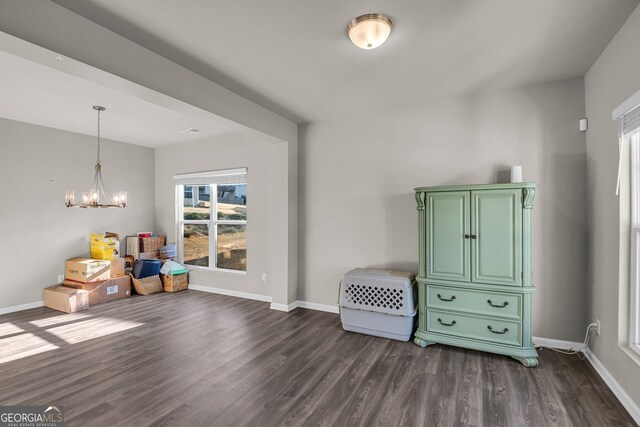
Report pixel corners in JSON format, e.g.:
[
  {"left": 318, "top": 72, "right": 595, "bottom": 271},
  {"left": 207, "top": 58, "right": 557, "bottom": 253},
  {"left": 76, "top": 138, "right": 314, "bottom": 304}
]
[{"left": 0, "top": 290, "right": 636, "bottom": 426}]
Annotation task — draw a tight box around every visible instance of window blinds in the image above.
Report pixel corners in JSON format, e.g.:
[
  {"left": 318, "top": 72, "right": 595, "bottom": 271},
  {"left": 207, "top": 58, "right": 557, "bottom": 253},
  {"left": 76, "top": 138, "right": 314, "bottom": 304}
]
[
  {"left": 619, "top": 105, "right": 640, "bottom": 136},
  {"left": 614, "top": 90, "right": 640, "bottom": 196},
  {"left": 173, "top": 167, "right": 247, "bottom": 185}
]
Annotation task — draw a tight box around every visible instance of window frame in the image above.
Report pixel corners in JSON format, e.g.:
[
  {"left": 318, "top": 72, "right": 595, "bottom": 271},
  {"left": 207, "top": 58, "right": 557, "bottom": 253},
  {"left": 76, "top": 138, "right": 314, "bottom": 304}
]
[
  {"left": 630, "top": 133, "right": 640, "bottom": 356},
  {"left": 184, "top": 186, "right": 193, "bottom": 199},
  {"left": 176, "top": 182, "right": 247, "bottom": 274}
]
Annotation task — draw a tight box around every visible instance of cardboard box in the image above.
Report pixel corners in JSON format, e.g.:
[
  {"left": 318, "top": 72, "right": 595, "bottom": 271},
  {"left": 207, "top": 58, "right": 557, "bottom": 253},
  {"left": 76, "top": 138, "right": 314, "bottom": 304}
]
[
  {"left": 110, "top": 257, "right": 125, "bottom": 278},
  {"left": 44, "top": 286, "right": 89, "bottom": 313},
  {"left": 139, "top": 251, "right": 160, "bottom": 260},
  {"left": 126, "top": 236, "right": 140, "bottom": 260},
  {"left": 63, "top": 275, "right": 131, "bottom": 306},
  {"left": 65, "top": 258, "right": 111, "bottom": 283}
]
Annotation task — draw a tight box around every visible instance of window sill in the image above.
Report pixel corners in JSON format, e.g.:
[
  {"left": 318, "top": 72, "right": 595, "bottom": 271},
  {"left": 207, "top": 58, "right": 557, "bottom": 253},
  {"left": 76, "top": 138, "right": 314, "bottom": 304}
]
[
  {"left": 619, "top": 344, "right": 640, "bottom": 367},
  {"left": 185, "top": 264, "right": 247, "bottom": 276}
]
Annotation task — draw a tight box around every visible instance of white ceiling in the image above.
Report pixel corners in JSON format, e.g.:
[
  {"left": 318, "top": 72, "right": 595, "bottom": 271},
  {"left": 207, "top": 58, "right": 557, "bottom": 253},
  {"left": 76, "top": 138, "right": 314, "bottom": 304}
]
[
  {"left": 51, "top": 0, "right": 639, "bottom": 123},
  {"left": 0, "top": 49, "right": 239, "bottom": 147}
]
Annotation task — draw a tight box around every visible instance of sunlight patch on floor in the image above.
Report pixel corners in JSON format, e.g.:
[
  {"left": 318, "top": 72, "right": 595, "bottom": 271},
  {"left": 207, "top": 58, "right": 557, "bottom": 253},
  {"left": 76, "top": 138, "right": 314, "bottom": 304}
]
[
  {"left": 46, "top": 317, "right": 144, "bottom": 344},
  {"left": 0, "top": 323, "right": 24, "bottom": 338},
  {"left": 29, "top": 312, "right": 93, "bottom": 328},
  {"left": 0, "top": 333, "right": 59, "bottom": 364},
  {"left": 0, "top": 316, "right": 145, "bottom": 364}
]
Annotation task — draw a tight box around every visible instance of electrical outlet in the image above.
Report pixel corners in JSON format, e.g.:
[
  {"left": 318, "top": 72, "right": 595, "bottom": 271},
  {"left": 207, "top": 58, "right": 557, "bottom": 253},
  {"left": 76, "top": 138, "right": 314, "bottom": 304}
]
[
  {"left": 57, "top": 274, "right": 64, "bottom": 284},
  {"left": 596, "top": 319, "right": 601, "bottom": 336},
  {"left": 261, "top": 273, "right": 267, "bottom": 282}
]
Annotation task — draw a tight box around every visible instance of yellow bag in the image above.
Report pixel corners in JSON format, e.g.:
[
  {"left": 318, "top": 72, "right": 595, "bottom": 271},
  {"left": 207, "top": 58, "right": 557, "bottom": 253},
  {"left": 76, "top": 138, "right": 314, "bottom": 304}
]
[{"left": 90, "top": 232, "right": 120, "bottom": 260}]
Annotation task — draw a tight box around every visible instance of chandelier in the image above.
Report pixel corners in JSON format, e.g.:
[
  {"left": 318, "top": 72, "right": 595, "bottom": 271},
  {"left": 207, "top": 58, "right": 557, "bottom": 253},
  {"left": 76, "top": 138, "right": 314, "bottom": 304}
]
[{"left": 65, "top": 106, "right": 127, "bottom": 208}]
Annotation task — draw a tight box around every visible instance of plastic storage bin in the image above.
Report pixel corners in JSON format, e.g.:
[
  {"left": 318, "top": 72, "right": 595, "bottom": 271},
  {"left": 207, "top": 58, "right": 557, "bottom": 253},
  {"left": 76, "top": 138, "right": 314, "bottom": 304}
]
[
  {"left": 133, "top": 259, "right": 162, "bottom": 279},
  {"left": 339, "top": 268, "right": 417, "bottom": 342}
]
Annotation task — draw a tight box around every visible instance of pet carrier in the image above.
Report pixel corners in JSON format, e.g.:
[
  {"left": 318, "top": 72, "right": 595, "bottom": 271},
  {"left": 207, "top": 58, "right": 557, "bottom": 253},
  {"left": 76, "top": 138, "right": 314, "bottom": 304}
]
[{"left": 339, "top": 268, "right": 417, "bottom": 341}]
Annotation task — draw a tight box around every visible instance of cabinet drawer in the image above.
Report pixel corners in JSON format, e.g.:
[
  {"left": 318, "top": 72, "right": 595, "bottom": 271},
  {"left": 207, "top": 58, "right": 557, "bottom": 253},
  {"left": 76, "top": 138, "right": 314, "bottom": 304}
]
[
  {"left": 427, "top": 285, "right": 522, "bottom": 320},
  {"left": 427, "top": 309, "right": 522, "bottom": 347}
]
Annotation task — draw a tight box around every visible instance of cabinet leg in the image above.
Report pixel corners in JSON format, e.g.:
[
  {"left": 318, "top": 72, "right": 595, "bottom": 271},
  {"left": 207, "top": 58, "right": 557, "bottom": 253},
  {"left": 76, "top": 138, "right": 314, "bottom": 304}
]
[
  {"left": 414, "top": 337, "right": 430, "bottom": 348},
  {"left": 512, "top": 356, "right": 538, "bottom": 367}
]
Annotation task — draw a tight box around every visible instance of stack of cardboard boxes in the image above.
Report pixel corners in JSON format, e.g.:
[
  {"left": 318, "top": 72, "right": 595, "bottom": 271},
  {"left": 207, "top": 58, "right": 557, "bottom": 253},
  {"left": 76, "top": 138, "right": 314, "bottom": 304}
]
[
  {"left": 43, "top": 232, "right": 189, "bottom": 313},
  {"left": 43, "top": 232, "right": 131, "bottom": 313},
  {"left": 63, "top": 257, "right": 130, "bottom": 305}
]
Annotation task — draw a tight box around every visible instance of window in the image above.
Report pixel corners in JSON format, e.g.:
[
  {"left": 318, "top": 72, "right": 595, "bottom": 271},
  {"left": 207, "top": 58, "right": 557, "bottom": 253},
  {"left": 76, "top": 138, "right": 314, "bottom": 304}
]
[
  {"left": 175, "top": 169, "right": 247, "bottom": 273},
  {"left": 630, "top": 133, "right": 640, "bottom": 355},
  {"left": 619, "top": 95, "right": 640, "bottom": 355}
]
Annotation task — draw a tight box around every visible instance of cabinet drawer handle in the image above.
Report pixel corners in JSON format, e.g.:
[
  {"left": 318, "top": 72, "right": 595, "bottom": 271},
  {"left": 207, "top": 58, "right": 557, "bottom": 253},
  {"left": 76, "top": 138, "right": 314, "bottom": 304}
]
[
  {"left": 437, "top": 294, "right": 456, "bottom": 302},
  {"left": 487, "top": 299, "right": 509, "bottom": 308},
  {"left": 437, "top": 318, "right": 457, "bottom": 327},
  {"left": 487, "top": 325, "right": 509, "bottom": 334}
]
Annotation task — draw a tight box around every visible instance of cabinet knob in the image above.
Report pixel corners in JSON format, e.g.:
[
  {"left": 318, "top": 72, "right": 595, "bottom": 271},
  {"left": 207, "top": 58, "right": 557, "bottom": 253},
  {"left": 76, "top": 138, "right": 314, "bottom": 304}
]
[
  {"left": 471, "top": 234, "right": 477, "bottom": 239},
  {"left": 464, "top": 234, "right": 470, "bottom": 239}
]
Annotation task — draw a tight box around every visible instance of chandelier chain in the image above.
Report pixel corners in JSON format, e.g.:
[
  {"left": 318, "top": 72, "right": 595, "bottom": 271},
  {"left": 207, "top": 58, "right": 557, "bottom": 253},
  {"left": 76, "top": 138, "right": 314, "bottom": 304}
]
[{"left": 96, "top": 107, "right": 101, "bottom": 164}]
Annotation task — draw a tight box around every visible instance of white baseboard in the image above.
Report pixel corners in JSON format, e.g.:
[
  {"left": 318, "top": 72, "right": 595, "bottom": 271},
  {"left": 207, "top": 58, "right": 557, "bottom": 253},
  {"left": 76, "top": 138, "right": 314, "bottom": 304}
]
[
  {"left": 296, "top": 300, "right": 339, "bottom": 314},
  {"left": 583, "top": 348, "right": 640, "bottom": 425},
  {"left": 0, "top": 300, "right": 44, "bottom": 316},
  {"left": 270, "top": 300, "right": 340, "bottom": 313},
  {"left": 532, "top": 336, "right": 584, "bottom": 351},
  {"left": 532, "top": 337, "right": 640, "bottom": 424},
  {"left": 188, "top": 285, "right": 272, "bottom": 303},
  {"left": 270, "top": 301, "right": 299, "bottom": 312},
  {"left": 188, "top": 284, "right": 339, "bottom": 314}
]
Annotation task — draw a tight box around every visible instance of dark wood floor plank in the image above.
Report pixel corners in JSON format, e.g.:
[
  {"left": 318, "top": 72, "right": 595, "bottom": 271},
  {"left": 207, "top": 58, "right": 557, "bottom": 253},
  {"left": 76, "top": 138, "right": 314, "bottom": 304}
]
[{"left": 0, "top": 290, "right": 636, "bottom": 427}]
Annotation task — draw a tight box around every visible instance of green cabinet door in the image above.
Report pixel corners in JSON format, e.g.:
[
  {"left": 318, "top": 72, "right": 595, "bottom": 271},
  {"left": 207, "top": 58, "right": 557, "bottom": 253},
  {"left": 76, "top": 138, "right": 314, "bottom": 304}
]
[
  {"left": 471, "top": 189, "right": 522, "bottom": 286},
  {"left": 426, "top": 191, "right": 470, "bottom": 282}
]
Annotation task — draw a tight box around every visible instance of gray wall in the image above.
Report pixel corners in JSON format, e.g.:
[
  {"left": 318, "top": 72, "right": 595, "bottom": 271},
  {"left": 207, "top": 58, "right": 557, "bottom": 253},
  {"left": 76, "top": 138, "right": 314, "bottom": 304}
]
[
  {"left": 0, "top": 117, "right": 155, "bottom": 310},
  {"left": 585, "top": 3, "right": 640, "bottom": 406},
  {"left": 154, "top": 134, "right": 276, "bottom": 298},
  {"left": 299, "top": 78, "right": 588, "bottom": 341}
]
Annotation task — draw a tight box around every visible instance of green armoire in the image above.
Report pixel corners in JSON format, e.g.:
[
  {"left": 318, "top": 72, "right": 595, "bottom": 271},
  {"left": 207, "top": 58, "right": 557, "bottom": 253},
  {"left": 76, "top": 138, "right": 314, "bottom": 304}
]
[{"left": 413, "top": 183, "right": 538, "bottom": 367}]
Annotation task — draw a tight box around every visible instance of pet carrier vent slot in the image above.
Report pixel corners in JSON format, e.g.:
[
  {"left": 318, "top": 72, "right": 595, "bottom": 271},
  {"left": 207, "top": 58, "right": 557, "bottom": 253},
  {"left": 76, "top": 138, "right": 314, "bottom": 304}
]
[{"left": 344, "top": 283, "right": 405, "bottom": 310}]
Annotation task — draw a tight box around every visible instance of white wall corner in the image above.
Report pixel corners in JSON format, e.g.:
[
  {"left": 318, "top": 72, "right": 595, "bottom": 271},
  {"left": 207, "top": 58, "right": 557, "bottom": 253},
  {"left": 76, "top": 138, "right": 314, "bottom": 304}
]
[
  {"left": 270, "top": 301, "right": 299, "bottom": 312},
  {"left": 270, "top": 300, "right": 339, "bottom": 313},
  {"left": 583, "top": 348, "right": 640, "bottom": 425}
]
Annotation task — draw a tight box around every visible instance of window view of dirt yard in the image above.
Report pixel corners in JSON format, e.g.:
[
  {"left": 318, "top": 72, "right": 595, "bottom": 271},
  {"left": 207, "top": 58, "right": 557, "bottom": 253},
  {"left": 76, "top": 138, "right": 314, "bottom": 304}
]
[{"left": 183, "top": 184, "right": 247, "bottom": 271}]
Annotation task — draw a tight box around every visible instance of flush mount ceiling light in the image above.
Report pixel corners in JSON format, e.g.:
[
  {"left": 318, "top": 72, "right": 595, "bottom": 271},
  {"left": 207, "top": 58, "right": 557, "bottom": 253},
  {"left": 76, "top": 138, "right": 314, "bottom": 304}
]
[
  {"left": 65, "top": 106, "right": 127, "bottom": 208},
  {"left": 347, "top": 13, "right": 393, "bottom": 49}
]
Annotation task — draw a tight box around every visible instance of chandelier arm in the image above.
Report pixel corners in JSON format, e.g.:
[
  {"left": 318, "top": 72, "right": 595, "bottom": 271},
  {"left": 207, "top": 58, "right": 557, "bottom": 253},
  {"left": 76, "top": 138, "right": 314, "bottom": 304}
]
[{"left": 96, "top": 167, "right": 115, "bottom": 205}]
